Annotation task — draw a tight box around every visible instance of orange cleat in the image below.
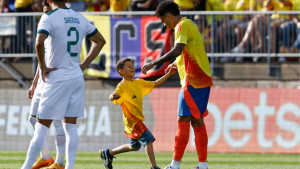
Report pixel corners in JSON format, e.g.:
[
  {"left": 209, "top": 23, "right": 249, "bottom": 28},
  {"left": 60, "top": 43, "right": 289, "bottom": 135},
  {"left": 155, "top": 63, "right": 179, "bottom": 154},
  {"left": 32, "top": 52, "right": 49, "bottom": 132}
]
[
  {"left": 45, "top": 162, "right": 65, "bottom": 169},
  {"left": 32, "top": 157, "right": 54, "bottom": 169}
]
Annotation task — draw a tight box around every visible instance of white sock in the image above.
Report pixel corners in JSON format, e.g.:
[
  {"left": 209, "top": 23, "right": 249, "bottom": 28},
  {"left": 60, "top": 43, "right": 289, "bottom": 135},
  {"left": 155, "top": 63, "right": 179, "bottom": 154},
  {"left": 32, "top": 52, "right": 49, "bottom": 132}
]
[
  {"left": 171, "top": 160, "right": 181, "bottom": 169},
  {"left": 63, "top": 123, "right": 78, "bottom": 169},
  {"left": 29, "top": 116, "right": 51, "bottom": 160},
  {"left": 198, "top": 161, "right": 208, "bottom": 169},
  {"left": 21, "top": 123, "right": 49, "bottom": 169},
  {"left": 53, "top": 120, "right": 66, "bottom": 166},
  {"left": 40, "top": 141, "right": 51, "bottom": 160}
]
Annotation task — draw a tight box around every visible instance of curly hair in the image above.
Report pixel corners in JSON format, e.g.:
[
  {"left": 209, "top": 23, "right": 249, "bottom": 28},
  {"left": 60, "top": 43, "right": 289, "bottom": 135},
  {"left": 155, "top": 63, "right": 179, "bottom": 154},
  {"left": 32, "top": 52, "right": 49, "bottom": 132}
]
[{"left": 155, "top": 0, "right": 180, "bottom": 17}]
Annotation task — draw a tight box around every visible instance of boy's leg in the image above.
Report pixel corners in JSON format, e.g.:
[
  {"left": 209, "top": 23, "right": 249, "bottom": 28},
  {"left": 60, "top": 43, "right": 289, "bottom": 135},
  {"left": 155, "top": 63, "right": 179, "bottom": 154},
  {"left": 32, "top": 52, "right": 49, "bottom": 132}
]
[
  {"left": 145, "top": 141, "right": 157, "bottom": 168},
  {"left": 109, "top": 143, "right": 139, "bottom": 156},
  {"left": 100, "top": 143, "right": 139, "bottom": 169}
]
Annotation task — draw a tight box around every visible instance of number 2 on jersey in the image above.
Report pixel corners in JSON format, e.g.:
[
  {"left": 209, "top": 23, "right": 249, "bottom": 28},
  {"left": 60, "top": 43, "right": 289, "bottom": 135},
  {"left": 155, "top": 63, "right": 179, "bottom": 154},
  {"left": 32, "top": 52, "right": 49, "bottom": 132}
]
[{"left": 67, "top": 27, "right": 79, "bottom": 57}]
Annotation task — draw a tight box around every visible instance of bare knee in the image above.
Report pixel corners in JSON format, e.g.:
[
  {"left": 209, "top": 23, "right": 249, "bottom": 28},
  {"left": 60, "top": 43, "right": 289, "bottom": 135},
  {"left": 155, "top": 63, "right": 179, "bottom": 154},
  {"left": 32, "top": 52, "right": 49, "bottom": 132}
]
[
  {"left": 191, "top": 117, "right": 204, "bottom": 128},
  {"left": 129, "top": 146, "right": 139, "bottom": 151}
]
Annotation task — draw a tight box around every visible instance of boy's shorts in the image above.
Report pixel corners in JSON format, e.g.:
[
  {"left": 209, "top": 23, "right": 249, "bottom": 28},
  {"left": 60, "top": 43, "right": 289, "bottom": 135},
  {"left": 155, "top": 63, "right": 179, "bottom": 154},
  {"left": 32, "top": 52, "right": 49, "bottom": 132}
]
[
  {"left": 178, "top": 86, "right": 210, "bottom": 119},
  {"left": 130, "top": 129, "right": 155, "bottom": 149}
]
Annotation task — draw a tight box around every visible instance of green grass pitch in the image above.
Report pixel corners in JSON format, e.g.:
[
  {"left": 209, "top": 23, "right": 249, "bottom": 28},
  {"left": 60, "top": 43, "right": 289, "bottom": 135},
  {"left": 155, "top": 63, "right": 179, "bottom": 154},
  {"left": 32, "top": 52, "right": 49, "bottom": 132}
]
[{"left": 0, "top": 151, "right": 299, "bottom": 169}]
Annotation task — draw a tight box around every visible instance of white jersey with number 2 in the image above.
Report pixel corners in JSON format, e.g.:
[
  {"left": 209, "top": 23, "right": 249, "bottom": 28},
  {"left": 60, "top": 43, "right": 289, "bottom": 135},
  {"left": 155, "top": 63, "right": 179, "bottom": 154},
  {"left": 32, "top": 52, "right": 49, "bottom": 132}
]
[{"left": 37, "top": 8, "right": 97, "bottom": 83}]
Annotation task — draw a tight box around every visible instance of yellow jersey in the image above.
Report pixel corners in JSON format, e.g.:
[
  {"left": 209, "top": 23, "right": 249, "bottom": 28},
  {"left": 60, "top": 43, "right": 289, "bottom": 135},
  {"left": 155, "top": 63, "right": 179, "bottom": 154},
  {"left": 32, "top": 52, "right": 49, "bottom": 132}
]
[
  {"left": 113, "top": 78, "right": 155, "bottom": 139},
  {"left": 292, "top": 0, "right": 300, "bottom": 19},
  {"left": 175, "top": 17, "right": 213, "bottom": 89},
  {"left": 206, "top": 0, "right": 225, "bottom": 24},
  {"left": 234, "top": 0, "right": 250, "bottom": 19},
  {"left": 249, "top": 0, "right": 265, "bottom": 11},
  {"left": 110, "top": 0, "right": 128, "bottom": 12},
  {"left": 174, "top": 0, "right": 195, "bottom": 9},
  {"left": 14, "top": 0, "right": 33, "bottom": 8},
  {"left": 270, "top": 0, "right": 292, "bottom": 19}
]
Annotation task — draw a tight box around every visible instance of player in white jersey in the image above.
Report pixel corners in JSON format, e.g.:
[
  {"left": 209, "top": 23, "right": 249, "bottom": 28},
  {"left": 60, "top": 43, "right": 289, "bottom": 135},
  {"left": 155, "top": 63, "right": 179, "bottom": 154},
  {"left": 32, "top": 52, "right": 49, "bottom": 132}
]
[
  {"left": 27, "top": 2, "right": 67, "bottom": 169},
  {"left": 21, "top": 0, "right": 106, "bottom": 169}
]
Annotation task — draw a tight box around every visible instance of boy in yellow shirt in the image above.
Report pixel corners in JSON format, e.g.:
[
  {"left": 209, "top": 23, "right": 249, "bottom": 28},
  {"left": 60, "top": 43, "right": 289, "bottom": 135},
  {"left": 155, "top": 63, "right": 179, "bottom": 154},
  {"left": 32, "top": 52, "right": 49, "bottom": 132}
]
[{"left": 99, "top": 58, "right": 177, "bottom": 169}]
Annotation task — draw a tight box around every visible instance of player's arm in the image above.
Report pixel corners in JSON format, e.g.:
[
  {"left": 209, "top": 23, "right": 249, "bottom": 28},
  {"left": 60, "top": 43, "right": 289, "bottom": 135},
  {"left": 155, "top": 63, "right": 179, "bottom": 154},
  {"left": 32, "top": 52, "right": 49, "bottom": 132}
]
[
  {"left": 141, "top": 43, "right": 185, "bottom": 75},
  {"left": 154, "top": 65, "right": 177, "bottom": 87},
  {"left": 28, "top": 67, "right": 40, "bottom": 99},
  {"left": 36, "top": 33, "right": 57, "bottom": 82},
  {"left": 109, "top": 93, "right": 121, "bottom": 101},
  {"left": 80, "top": 32, "right": 106, "bottom": 71}
]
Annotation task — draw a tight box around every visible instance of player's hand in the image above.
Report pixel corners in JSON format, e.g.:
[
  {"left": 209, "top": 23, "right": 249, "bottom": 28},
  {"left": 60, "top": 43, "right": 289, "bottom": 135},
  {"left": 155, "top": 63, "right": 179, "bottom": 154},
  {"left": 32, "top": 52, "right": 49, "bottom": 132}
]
[
  {"left": 166, "top": 65, "right": 177, "bottom": 76},
  {"left": 28, "top": 84, "right": 36, "bottom": 99},
  {"left": 141, "top": 62, "right": 155, "bottom": 75},
  {"left": 80, "top": 64, "right": 87, "bottom": 72},
  {"left": 41, "top": 67, "right": 58, "bottom": 83},
  {"left": 110, "top": 93, "right": 121, "bottom": 101},
  {"left": 165, "top": 63, "right": 177, "bottom": 75}
]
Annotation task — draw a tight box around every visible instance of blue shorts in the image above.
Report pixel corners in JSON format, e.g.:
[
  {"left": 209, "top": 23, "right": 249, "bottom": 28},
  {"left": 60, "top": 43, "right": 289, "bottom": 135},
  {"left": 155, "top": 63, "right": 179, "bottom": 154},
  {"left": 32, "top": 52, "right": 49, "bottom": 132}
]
[
  {"left": 178, "top": 86, "right": 210, "bottom": 119},
  {"left": 130, "top": 129, "right": 155, "bottom": 149}
]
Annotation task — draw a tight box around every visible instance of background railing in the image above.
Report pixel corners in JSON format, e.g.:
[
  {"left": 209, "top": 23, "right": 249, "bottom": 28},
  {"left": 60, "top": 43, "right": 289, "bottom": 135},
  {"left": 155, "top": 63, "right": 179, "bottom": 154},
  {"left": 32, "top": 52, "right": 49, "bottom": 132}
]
[{"left": 0, "top": 11, "right": 299, "bottom": 83}]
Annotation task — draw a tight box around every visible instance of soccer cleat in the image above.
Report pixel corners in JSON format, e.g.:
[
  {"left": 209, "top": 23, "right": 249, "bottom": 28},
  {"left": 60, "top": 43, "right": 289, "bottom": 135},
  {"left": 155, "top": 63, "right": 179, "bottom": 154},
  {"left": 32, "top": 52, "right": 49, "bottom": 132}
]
[
  {"left": 32, "top": 157, "right": 54, "bottom": 169},
  {"left": 151, "top": 167, "right": 161, "bottom": 169},
  {"left": 45, "top": 162, "right": 65, "bottom": 169},
  {"left": 99, "top": 149, "right": 115, "bottom": 169},
  {"left": 164, "top": 165, "right": 179, "bottom": 169}
]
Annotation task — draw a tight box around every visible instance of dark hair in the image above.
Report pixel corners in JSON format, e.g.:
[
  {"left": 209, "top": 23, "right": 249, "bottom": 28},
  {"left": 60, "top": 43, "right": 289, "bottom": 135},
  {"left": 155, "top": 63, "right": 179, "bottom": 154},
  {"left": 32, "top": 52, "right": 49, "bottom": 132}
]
[
  {"left": 115, "top": 58, "right": 132, "bottom": 75},
  {"left": 52, "top": 0, "right": 65, "bottom": 2},
  {"left": 43, "top": 0, "right": 50, "bottom": 7},
  {"left": 155, "top": 0, "right": 180, "bottom": 17}
]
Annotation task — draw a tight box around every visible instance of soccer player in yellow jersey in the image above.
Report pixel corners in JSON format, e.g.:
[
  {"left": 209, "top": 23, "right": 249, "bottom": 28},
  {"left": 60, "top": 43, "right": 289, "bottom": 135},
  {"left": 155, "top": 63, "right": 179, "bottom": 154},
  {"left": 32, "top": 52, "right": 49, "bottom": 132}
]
[
  {"left": 142, "top": 1, "right": 213, "bottom": 169},
  {"left": 99, "top": 58, "right": 177, "bottom": 169}
]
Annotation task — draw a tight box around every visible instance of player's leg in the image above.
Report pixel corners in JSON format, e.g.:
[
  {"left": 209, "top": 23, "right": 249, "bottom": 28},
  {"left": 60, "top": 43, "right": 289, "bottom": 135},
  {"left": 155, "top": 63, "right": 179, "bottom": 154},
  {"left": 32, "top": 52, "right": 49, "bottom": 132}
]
[
  {"left": 189, "top": 86, "right": 211, "bottom": 169},
  {"left": 21, "top": 120, "right": 53, "bottom": 169},
  {"left": 51, "top": 120, "right": 66, "bottom": 168},
  {"left": 22, "top": 79, "right": 73, "bottom": 169},
  {"left": 29, "top": 90, "right": 54, "bottom": 169},
  {"left": 165, "top": 88, "right": 192, "bottom": 169},
  {"left": 63, "top": 76, "right": 85, "bottom": 169},
  {"left": 191, "top": 117, "right": 208, "bottom": 169}
]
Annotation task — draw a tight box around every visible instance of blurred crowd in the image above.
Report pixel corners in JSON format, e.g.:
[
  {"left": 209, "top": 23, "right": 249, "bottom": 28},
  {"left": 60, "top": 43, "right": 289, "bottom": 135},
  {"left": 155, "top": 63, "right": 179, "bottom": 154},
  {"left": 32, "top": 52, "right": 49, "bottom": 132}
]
[{"left": 0, "top": 0, "right": 299, "bottom": 63}]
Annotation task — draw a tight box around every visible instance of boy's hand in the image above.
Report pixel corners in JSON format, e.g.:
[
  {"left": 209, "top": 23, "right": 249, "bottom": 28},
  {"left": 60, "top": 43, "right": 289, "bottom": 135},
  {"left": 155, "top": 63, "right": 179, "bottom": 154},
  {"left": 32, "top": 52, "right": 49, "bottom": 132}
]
[
  {"left": 110, "top": 93, "right": 121, "bottom": 101},
  {"left": 165, "top": 64, "right": 177, "bottom": 76}
]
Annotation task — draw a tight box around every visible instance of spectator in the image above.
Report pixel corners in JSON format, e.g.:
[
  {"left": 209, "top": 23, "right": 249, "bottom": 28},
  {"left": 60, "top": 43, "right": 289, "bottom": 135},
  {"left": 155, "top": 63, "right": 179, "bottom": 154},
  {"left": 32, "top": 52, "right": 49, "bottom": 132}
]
[
  {"left": 32, "top": 0, "right": 43, "bottom": 12},
  {"left": 130, "top": 0, "right": 158, "bottom": 11},
  {"left": 66, "top": 0, "right": 86, "bottom": 12},
  {"left": 266, "top": 0, "right": 293, "bottom": 53},
  {"left": 204, "top": 0, "right": 224, "bottom": 53},
  {"left": 110, "top": 0, "right": 128, "bottom": 12},
  {"left": 173, "top": 0, "right": 195, "bottom": 11},
  {"left": 14, "top": 0, "right": 33, "bottom": 54},
  {"left": 231, "top": 0, "right": 268, "bottom": 55},
  {"left": 279, "top": 0, "right": 300, "bottom": 61},
  {"left": 85, "top": 0, "right": 109, "bottom": 11}
]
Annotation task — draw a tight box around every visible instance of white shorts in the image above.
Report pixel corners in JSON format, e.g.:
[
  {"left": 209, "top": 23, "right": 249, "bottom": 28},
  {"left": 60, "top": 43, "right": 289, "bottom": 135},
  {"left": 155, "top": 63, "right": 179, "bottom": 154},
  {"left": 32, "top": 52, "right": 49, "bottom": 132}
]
[
  {"left": 37, "top": 76, "right": 85, "bottom": 120},
  {"left": 29, "top": 85, "right": 42, "bottom": 116}
]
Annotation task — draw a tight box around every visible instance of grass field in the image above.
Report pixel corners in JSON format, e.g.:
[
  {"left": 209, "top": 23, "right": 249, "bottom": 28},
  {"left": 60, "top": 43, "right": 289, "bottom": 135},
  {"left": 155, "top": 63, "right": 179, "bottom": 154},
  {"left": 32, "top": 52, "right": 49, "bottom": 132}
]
[{"left": 0, "top": 151, "right": 299, "bottom": 169}]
